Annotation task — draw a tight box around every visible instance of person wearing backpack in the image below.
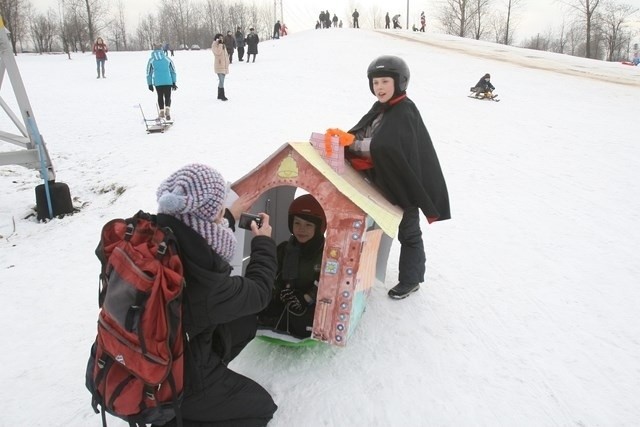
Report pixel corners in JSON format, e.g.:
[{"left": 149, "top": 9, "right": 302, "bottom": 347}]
[{"left": 154, "top": 163, "right": 278, "bottom": 426}]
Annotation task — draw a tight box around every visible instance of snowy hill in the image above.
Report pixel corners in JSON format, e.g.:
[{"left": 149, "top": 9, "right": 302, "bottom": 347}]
[{"left": 1, "top": 29, "right": 640, "bottom": 426}]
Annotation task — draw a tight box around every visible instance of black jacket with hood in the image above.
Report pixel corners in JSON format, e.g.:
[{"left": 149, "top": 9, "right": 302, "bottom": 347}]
[
  {"left": 348, "top": 96, "right": 451, "bottom": 223},
  {"left": 156, "top": 214, "right": 276, "bottom": 396}
]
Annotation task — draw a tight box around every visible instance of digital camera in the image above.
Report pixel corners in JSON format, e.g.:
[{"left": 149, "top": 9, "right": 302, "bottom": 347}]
[{"left": 238, "top": 212, "right": 262, "bottom": 230}]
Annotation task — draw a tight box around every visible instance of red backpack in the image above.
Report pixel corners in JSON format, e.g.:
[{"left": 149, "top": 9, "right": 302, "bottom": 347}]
[{"left": 86, "top": 211, "right": 185, "bottom": 427}]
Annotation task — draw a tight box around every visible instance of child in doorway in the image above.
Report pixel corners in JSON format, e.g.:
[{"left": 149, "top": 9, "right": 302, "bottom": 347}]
[
  {"left": 345, "top": 55, "right": 450, "bottom": 300},
  {"left": 258, "top": 194, "right": 326, "bottom": 338}
]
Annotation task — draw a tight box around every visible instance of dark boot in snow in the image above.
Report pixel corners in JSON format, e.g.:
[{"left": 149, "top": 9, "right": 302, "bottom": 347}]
[
  {"left": 219, "top": 88, "right": 228, "bottom": 101},
  {"left": 388, "top": 282, "right": 420, "bottom": 299}
]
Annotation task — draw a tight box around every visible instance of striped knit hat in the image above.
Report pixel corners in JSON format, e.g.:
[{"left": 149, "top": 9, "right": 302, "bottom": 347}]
[{"left": 156, "top": 163, "right": 236, "bottom": 262}]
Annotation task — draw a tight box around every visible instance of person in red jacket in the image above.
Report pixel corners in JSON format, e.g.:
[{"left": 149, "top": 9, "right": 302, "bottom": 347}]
[{"left": 92, "top": 37, "right": 108, "bottom": 78}]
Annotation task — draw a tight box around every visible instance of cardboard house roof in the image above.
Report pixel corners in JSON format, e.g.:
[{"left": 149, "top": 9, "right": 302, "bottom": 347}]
[{"left": 233, "top": 141, "right": 403, "bottom": 237}]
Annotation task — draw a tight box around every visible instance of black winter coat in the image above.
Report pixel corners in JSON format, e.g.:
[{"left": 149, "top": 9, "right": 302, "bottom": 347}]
[
  {"left": 473, "top": 77, "right": 495, "bottom": 92},
  {"left": 246, "top": 33, "right": 259, "bottom": 54},
  {"left": 348, "top": 96, "right": 450, "bottom": 223},
  {"left": 156, "top": 214, "right": 277, "bottom": 396}
]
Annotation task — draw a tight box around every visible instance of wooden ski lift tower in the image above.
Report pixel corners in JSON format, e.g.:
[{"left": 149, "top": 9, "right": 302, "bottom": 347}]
[{"left": 0, "top": 16, "right": 72, "bottom": 220}]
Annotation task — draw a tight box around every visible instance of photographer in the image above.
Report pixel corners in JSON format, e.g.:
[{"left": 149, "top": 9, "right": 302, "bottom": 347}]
[
  {"left": 156, "top": 163, "right": 278, "bottom": 426},
  {"left": 211, "top": 33, "right": 230, "bottom": 101}
]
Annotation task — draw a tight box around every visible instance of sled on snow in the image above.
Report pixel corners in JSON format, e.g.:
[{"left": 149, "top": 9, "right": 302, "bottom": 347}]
[
  {"left": 468, "top": 89, "right": 500, "bottom": 102},
  {"left": 138, "top": 104, "right": 173, "bottom": 133},
  {"left": 229, "top": 134, "right": 403, "bottom": 347}
]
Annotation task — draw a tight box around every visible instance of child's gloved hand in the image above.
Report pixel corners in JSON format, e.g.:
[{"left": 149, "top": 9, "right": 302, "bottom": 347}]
[{"left": 280, "top": 289, "right": 308, "bottom": 314}]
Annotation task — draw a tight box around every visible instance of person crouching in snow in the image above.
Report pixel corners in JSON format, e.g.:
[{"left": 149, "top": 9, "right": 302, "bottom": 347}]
[
  {"left": 146, "top": 43, "right": 177, "bottom": 120},
  {"left": 345, "top": 55, "right": 450, "bottom": 300},
  {"left": 470, "top": 73, "right": 495, "bottom": 98}
]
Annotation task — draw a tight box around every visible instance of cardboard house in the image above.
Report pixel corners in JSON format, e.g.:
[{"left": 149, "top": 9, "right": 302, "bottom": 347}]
[{"left": 230, "top": 141, "right": 403, "bottom": 346}]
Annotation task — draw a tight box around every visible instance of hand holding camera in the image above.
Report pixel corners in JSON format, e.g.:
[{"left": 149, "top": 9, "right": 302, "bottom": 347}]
[{"left": 239, "top": 212, "right": 272, "bottom": 237}]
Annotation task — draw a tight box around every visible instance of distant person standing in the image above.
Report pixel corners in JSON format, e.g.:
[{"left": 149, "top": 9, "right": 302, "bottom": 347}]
[
  {"left": 245, "top": 27, "right": 259, "bottom": 63},
  {"left": 273, "top": 20, "right": 281, "bottom": 39},
  {"left": 420, "top": 11, "right": 426, "bottom": 32},
  {"left": 146, "top": 43, "right": 177, "bottom": 120},
  {"left": 281, "top": 22, "right": 288, "bottom": 36},
  {"left": 92, "top": 37, "right": 108, "bottom": 78},
  {"left": 235, "top": 27, "right": 245, "bottom": 62},
  {"left": 385, "top": 12, "right": 391, "bottom": 29},
  {"left": 212, "top": 33, "right": 230, "bottom": 101},
  {"left": 352, "top": 9, "right": 359, "bottom": 28},
  {"left": 224, "top": 30, "right": 236, "bottom": 63},
  {"left": 332, "top": 14, "right": 338, "bottom": 28}
]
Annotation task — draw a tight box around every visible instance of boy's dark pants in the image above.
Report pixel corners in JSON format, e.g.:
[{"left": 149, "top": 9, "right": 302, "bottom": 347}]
[
  {"left": 178, "top": 315, "right": 277, "bottom": 427},
  {"left": 398, "top": 207, "right": 426, "bottom": 284}
]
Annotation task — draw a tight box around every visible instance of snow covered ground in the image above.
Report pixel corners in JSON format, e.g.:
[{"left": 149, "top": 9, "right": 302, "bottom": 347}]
[{"left": 1, "top": 28, "right": 640, "bottom": 426}]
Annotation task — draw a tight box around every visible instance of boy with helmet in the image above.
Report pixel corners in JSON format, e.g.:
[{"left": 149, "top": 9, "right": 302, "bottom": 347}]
[
  {"left": 346, "top": 55, "right": 450, "bottom": 299},
  {"left": 258, "top": 194, "right": 326, "bottom": 338},
  {"left": 470, "top": 73, "right": 496, "bottom": 98}
]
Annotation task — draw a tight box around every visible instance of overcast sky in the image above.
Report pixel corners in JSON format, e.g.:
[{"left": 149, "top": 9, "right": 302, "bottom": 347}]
[{"left": 28, "top": 0, "right": 640, "bottom": 43}]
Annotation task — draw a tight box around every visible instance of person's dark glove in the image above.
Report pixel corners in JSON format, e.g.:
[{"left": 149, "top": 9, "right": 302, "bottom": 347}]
[
  {"left": 148, "top": 85, "right": 154, "bottom": 92},
  {"left": 172, "top": 84, "right": 178, "bottom": 91}
]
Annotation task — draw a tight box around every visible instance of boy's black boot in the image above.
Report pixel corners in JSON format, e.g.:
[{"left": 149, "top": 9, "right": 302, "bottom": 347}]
[
  {"left": 220, "top": 88, "right": 228, "bottom": 101},
  {"left": 388, "top": 282, "right": 420, "bottom": 299},
  {"left": 217, "top": 87, "right": 222, "bottom": 99}
]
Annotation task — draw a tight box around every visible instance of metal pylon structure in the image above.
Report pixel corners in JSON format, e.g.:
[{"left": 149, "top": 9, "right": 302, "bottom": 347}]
[{"left": 0, "top": 16, "right": 55, "bottom": 181}]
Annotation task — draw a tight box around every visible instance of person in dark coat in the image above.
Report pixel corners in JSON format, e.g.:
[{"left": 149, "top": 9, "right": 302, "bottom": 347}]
[
  {"left": 345, "top": 55, "right": 450, "bottom": 300},
  {"left": 245, "top": 27, "right": 260, "bottom": 63},
  {"left": 258, "top": 194, "right": 326, "bottom": 339},
  {"left": 470, "top": 73, "right": 496, "bottom": 98},
  {"left": 273, "top": 21, "right": 281, "bottom": 39},
  {"left": 154, "top": 163, "right": 278, "bottom": 427},
  {"left": 352, "top": 9, "right": 360, "bottom": 28},
  {"left": 223, "top": 30, "right": 236, "bottom": 63},
  {"left": 235, "top": 27, "right": 245, "bottom": 61},
  {"left": 385, "top": 12, "right": 391, "bottom": 29}
]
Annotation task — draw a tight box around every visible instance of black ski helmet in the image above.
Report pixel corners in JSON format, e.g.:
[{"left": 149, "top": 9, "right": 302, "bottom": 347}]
[{"left": 367, "top": 55, "right": 410, "bottom": 95}]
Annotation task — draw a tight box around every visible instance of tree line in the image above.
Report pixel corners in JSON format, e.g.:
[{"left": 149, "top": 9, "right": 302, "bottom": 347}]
[
  {"left": 0, "top": 0, "right": 272, "bottom": 55},
  {"left": 1, "top": 0, "right": 638, "bottom": 62}
]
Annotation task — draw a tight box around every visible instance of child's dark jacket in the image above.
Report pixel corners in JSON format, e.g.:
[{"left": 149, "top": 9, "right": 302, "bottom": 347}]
[{"left": 348, "top": 96, "right": 450, "bottom": 223}]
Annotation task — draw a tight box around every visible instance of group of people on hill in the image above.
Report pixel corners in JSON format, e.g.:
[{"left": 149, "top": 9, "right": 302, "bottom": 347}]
[{"left": 317, "top": 10, "right": 341, "bottom": 29}]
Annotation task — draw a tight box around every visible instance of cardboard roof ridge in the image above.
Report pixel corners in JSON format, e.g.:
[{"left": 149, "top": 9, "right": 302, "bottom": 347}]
[{"left": 233, "top": 141, "right": 402, "bottom": 237}]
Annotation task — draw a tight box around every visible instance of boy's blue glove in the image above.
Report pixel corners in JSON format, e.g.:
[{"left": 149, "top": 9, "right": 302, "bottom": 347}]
[
  {"left": 172, "top": 84, "right": 178, "bottom": 90},
  {"left": 148, "top": 85, "right": 154, "bottom": 92}
]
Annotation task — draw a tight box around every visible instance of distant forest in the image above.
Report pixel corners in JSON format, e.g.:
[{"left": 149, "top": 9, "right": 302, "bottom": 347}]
[{"left": 0, "top": 0, "right": 638, "bottom": 62}]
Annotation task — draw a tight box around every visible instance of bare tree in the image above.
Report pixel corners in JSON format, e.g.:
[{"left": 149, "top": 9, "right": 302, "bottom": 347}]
[
  {"left": 438, "top": 0, "right": 473, "bottom": 38},
  {"left": 600, "top": 1, "right": 638, "bottom": 61},
  {"left": 0, "top": 0, "right": 30, "bottom": 54},
  {"left": 163, "top": 0, "right": 194, "bottom": 49},
  {"left": 501, "top": 0, "right": 524, "bottom": 45},
  {"left": 29, "top": 9, "right": 58, "bottom": 53},
  {"left": 136, "top": 14, "right": 158, "bottom": 51},
  {"left": 110, "top": 0, "right": 128, "bottom": 51},
  {"left": 562, "top": 0, "right": 602, "bottom": 58},
  {"left": 469, "top": 0, "right": 490, "bottom": 40}
]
